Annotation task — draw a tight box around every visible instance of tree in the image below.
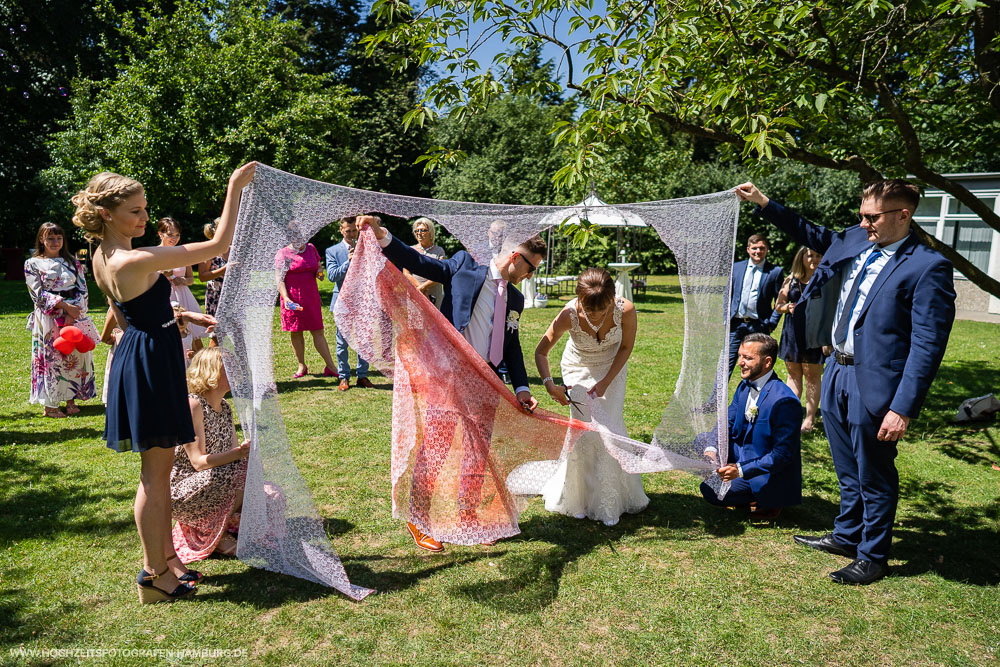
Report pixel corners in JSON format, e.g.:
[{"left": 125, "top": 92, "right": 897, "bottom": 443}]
[
  {"left": 366, "top": 0, "right": 1000, "bottom": 298},
  {"left": 0, "top": 0, "right": 173, "bottom": 246},
  {"left": 41, "top": 0, "right": 358, "bottom": 243}
]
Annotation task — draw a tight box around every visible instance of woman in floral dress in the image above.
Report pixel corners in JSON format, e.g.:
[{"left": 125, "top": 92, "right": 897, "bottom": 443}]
[
  {"left": 171, "top": 347, "right": 249, "bottom": 562},
  {"left": 24, "top": 222, "right": 97, "bottom": 417}
]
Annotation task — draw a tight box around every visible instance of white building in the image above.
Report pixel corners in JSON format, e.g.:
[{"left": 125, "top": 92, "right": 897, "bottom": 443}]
[{"left": 913, "top": 173, "right": 1000, "bottom": 317}]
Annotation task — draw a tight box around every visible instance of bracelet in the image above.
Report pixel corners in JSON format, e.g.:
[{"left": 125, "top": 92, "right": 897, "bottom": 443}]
[{"left": 541, "top": 377, "right": 554, "bottom": 385}]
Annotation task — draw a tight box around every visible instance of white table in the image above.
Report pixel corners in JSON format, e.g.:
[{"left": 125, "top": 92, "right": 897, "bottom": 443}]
[{"left": 607, "top": 262, "right": 641, "bottom": 301}]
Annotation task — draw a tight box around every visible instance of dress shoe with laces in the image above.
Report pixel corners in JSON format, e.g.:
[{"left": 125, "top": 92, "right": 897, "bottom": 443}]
[
  {"left": 406, "top": 522, "right": 443, "bottom": 552},
  {"left": 339, "top": 379, "right": 350, "bottom": 391},
  {"left": 793, "top": 533, "right": 857, "bottom": 558},
  {"left": 356, "top": 377, "right": 375, "bottom": 389},
  {"left": 829, "top": 559, "right": 888, "bottom": 585}
]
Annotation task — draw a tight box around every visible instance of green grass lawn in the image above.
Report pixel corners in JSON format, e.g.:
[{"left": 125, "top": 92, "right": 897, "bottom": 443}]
[{"left": 1, "top": 276, "right": 998, "bottom": 665}]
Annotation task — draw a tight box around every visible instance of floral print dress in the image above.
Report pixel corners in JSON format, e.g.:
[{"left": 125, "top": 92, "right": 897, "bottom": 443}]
[
  {"left": 171, "top": 394, "right": 247, "bottom": 562},
  {"left": 24, "top": 256, "right": 97, "bottom": 407}
]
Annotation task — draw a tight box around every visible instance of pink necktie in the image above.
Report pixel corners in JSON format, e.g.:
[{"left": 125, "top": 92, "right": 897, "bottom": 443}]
[{"left": 489, "top": 279, "right": 507, "bottom": 366}]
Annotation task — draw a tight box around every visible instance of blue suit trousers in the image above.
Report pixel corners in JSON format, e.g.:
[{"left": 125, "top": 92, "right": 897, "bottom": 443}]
[
  {"left": 700, "top": 479, "right": 754, "bottom": 507},
  {"left": 822, "top": 355, "right": 899, "bottom": 564}
]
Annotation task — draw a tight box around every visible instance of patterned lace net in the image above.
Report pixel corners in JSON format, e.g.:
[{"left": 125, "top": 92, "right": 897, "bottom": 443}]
[{"left": 216, "top": 164, "right": 739, "bottom": 600}]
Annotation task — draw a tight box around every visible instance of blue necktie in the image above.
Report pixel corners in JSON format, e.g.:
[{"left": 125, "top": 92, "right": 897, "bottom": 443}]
[{"left": 834, "top": 248, "right": 883, "bottom": 345}]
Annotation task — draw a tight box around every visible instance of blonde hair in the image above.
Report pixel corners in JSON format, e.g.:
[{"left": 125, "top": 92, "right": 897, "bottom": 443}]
[
  {"left": 187, "top": 347, "right": 224, "bottom": 395},
  {"left": 789, "top": 246, "right": 821, "bottom": 282},
  {"left": 204, "top": 217, "right": 221, "bottom": 240},
  {"left": 70, "top": 172, "right": 144, "bottom": 242},
  {"left": 411, "top": 217, "right": 436, "bottom": 243}
]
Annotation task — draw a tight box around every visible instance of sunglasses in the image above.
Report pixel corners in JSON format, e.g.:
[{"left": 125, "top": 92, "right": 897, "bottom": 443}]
[{"left": 857, "top": 209, "right": 903, "bottom": 224}]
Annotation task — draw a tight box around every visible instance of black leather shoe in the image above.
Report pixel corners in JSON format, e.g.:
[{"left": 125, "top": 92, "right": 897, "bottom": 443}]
[
  {"left": 829, "top": 559, "right": 888, "bottom": 585},
  {"left": 793, "top": 533, "right": 857, "bottom": 558}
]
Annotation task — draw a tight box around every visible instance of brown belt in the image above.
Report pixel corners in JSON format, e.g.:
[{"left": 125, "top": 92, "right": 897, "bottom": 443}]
[{"left": 835, "top": 351, "right": 854, "bottom": 366}]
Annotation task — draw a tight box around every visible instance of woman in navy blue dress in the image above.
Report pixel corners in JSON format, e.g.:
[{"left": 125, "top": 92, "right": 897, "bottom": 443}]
[
  {"left": 775, "top": 246, "right": 823, "bottom": 432},
  {"left": 72, "top": 162, "right": 256, "bottom": 603}
]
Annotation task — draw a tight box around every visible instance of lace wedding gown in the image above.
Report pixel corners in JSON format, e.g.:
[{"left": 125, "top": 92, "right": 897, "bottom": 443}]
[{"left": 540, "top": 297, "right": 649, "bottom": 525}]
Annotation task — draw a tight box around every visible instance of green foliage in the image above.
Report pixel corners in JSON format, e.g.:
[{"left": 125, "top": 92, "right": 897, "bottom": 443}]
[
  {"left": 366, "top": 0, "right": 1000, "bottom": 295},
  {"left": 40, "top": 0, "right": 359, "bottom": 245}
]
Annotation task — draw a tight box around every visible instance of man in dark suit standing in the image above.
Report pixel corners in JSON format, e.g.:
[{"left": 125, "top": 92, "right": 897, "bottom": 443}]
[
  {"left": 361, "top": 215, "right": 545, "bottom": 552},
  {"left": 728, "top": 234, "right": 784, "bottom": 375},
  {"left": 736, "top": 180, "right": 956, "bottom": 585},
  {"left": 701, "top": 333, "right": 802, "bottom": 520}
]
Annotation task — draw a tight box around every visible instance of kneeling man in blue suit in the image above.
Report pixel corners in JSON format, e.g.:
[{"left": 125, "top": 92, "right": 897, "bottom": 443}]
[{"left": 701, "top": 333, "right": 802, "bottom": 521}]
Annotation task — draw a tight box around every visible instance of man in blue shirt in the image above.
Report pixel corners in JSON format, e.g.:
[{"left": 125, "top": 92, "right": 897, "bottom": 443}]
[{"left": 736, "top": 180, "right": 956, "bottom": 585}]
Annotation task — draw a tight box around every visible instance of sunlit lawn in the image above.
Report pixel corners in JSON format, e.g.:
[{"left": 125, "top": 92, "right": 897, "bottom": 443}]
[{"left": 1, "top": 276, "right": 997, "bottom": 665}]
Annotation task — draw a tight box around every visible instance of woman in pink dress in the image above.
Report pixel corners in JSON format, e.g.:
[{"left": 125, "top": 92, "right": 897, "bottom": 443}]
[{"left": 275, "top": 242, "right": 338, "bottom": 378}]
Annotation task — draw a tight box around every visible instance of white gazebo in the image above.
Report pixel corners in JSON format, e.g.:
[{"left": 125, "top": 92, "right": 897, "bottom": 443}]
[{"left": 534, "top": 193, "right": 648, "bottom": 303}]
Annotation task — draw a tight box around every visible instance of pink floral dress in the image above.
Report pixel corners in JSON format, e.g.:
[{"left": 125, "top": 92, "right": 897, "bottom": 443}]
[{"left": 24, "top": 256, "right": 97, "bottom": 407}]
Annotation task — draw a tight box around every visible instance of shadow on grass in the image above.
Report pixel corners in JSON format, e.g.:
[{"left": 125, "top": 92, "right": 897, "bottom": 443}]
[
  {"left": 446, "top": 489, "right": 840, "bottom": 614},
  {"left": 0, "top": 425, "right": 106, "bottom": 447},
  {"left": 274, "top": 374, "right": 391, "bottom": 394}
]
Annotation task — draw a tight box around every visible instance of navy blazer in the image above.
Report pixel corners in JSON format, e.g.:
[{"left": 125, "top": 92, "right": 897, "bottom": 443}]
[
  {"left": 730, "top": 259, "right": 784, "bottom": 330},
  {"left": 325, "top": 240, "right": 351, "bottom": 311},
  {"left": 728, "top": 373, "right": 803, "bottom": 508},
  {"left": 380, "top": 234, "right": 529, "bottom": 392},
  {"left": 758, "top": 200, "right": 956, "bottom": 418}
]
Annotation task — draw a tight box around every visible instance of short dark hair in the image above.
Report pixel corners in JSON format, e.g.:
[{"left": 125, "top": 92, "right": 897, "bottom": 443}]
[
  {"left": 747, "top": 233, "right": 769, "bottom": 247},
  {"left": 742, "top": 332, "right": 778, "bottom": 361},
  {"left": 518, "top": 234, "right": 547, "bottom": 257},
  {"left": 156, "top": 217, "right": 181, "bottom": 235},
  {"left": 862, "top": 179, "right": 921, "bottom": 212},
  {"left": 339, "top": 215, "right": 357, "bottom": 226}
]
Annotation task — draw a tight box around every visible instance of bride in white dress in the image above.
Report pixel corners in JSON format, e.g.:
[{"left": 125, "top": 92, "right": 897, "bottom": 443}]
[{"left": 534, "top": 268, "right": 649, "bottom": 525}]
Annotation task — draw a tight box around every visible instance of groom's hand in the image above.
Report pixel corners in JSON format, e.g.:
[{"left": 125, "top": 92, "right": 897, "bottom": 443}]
[
  {"left": 717, "top": 464, "right": 740, "bottom": 481},
  {"left": 358, "top": 215, "right": 385, "bottom": 240},
  {"left": 516, "top": 391, "right": 538, "bottom": 413}
]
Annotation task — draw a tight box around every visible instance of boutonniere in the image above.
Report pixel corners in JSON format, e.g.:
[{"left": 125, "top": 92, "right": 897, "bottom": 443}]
[
  {"left": 746, "top": 406, "right": 759, "bottom": 423},
  {"left": 506, "top": 310, "right": 520, "bottom": 332}
]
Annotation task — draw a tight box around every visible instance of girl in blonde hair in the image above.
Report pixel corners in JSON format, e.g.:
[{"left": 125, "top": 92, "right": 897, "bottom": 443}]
[
  {"left": 72, "top": 162, "right": 255, "bottom": 603},
  {"left": 170, "top": 347, "right": 249, "bottom": 562},
  {"left": 197, "top": 217, "right": 229, "bottom": 316}
]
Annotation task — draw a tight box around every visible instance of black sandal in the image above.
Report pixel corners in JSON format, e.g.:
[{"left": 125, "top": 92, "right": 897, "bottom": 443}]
[{"left": 136, "top": 568, "right": 196, "bottom": 604}]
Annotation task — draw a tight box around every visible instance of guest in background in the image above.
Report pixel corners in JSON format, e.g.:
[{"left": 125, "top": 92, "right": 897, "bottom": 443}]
[
  {"left": 775, "top": 247, "right": 825, "bottom": 432},
  {"left": 275, "top": 239, "right": 339, "bottom": 379},
  {"left": 171, "top": 347, "right": 249, "bottom": 563},
  {"left": 198, "top": 218, "right": 228, "bottom": 317},
  {"left": 701, "top": 333, "right": 802, "bottom": 520},
  {"left": 157, "top": 217, "right": 207, "bottom": 358},
  {"left": 326, "top": 216, "right": 371, "bottom": 390},
  {"left": 403, "top": 217, "right": 446, "bottom": 311},
  {"left": 24, "top": 222, "right": 97, "bottom": 418},
  {"left": 728, "top": 234, "right": 784, "bottom": 375}
]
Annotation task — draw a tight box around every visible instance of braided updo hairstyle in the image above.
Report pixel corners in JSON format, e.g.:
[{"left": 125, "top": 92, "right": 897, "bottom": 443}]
[
  {"left": 70, "top": 172, "right": 144, "bottom": 242},
  {"left": 576, "top": 267, "right": 616, "bottom": 312}
]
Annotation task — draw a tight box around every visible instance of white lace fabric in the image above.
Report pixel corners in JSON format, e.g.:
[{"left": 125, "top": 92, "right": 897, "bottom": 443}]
[{"left": 215, "top": 164, "right": 738, "bottom": 598}]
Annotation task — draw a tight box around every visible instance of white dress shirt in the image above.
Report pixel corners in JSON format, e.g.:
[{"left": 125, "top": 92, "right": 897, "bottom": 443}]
[
  {"left": 736, "top": 260, "right": 765, "bottom": 319},
  {"left": 832, "top": 237, "right": 906, "bottom": 355},
  {"left": 380, "top": 231, "right": 527, "bottom": 394}
]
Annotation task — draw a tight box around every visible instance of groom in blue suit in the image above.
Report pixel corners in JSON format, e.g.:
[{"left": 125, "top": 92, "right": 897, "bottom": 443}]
[
  {"left": 361, "top": 215, "right": 546, "bottom": 552},
  {"left": 701, "top": 333, "right": 802, "bottom": 520},
  {"left": 728, "top": 234, "right": 784, "bottom": 375},
  {"left": 737, "top": 180, "right": 956, "bottom": 585}
]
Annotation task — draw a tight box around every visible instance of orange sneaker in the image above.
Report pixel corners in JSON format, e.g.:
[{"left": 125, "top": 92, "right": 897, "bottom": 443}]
[{"left": 406, "top": 522, "right": 443, "bottom": 552}]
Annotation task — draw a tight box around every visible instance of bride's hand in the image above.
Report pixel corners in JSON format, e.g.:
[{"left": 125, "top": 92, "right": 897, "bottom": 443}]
[
  {"left": 545, "top": 382, "right": 570, "bottom": 406},
  {"left": 589, "top": 380, "right": 609, "bottom": 398}
]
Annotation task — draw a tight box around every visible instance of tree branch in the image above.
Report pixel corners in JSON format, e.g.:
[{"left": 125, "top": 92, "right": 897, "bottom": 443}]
[{"left": 910, "top": 223, "right": 1000, "bottom": 300}]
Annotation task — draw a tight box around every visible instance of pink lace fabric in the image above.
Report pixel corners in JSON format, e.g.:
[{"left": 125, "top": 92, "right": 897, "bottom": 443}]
[{"left": 335, "top": 228, "right": 714, "bottom": 545}]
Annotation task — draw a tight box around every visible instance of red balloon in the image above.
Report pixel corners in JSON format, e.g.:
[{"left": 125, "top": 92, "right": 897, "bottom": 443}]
[
  {"left": 60, "top": 326, "right": 84, "bottom": 343},
  {"left": 76, "top": 336, "right": 96, "bottom": 353},
  {"left": 53, "top": 336, "right": 75, "bottom": 355}
]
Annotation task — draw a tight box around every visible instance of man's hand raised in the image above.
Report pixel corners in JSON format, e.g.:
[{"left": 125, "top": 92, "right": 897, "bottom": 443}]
[
  {"left": 357, "top": 215, "right": 385, "bottom": 240},
  {"left": 734, "top": 183, "right": 770, "bottom": 208}
]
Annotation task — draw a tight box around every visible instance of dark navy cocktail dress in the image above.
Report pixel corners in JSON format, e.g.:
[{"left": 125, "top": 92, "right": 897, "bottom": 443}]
[
  {"left": 105, "top": 274, "right": 195, "bottom": 453},
  {"left": 777, "top": 277, "right": 823, "bottom": 365}
]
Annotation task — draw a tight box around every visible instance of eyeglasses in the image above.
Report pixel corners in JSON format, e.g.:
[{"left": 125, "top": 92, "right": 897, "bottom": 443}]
[
  {"left": 857, "top": 209, "right": 903, "bottom": 224},
  {"left": 519, "top": 253, "right": 538, "bottom": 274},
  {"left": 414, "top": 228, "right": 429, "bottom": 234}
]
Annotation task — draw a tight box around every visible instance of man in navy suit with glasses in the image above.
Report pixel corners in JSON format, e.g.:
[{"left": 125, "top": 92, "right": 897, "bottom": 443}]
[{"left": 736, "top": 180, "right": 955, "bottom": 585}]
